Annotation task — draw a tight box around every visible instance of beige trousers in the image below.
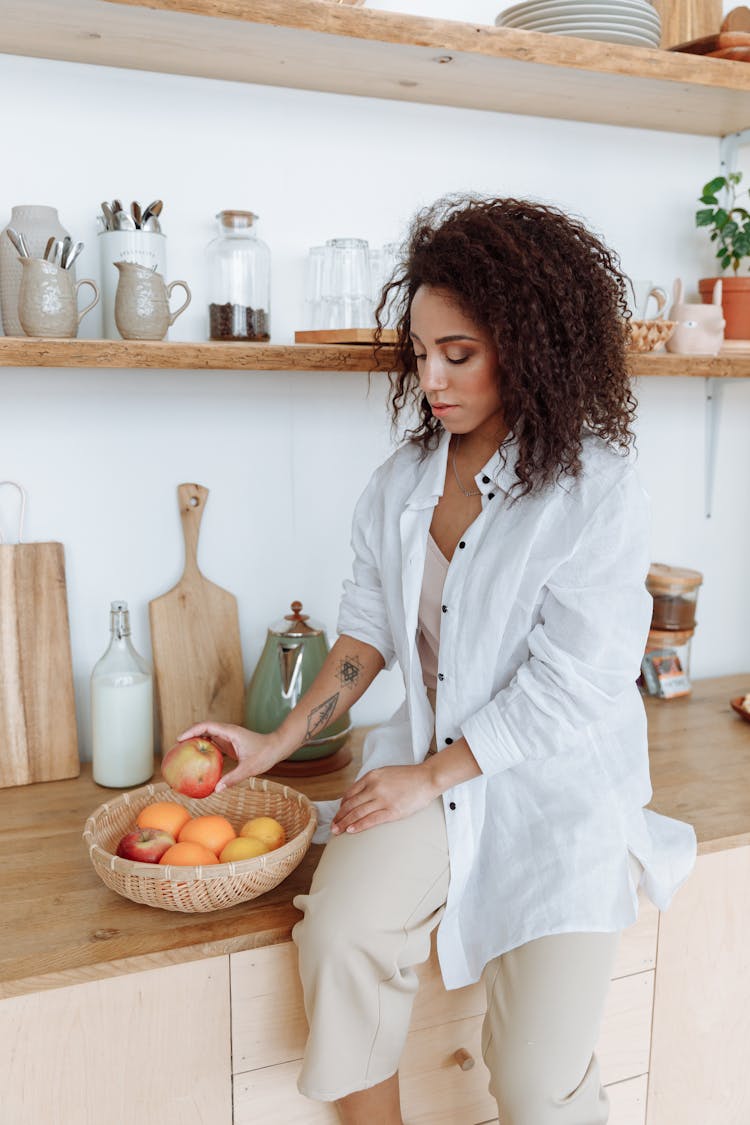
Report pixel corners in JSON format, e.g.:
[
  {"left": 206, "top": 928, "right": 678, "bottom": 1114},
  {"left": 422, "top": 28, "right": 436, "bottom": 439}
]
[{"left": 292, "top": 793, "right": 627, "bottom": 1124}]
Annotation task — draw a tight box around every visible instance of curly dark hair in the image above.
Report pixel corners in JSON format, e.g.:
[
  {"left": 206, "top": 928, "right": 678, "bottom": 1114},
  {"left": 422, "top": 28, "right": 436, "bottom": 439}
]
[{"left": 374, "top": 195, "right": 636, "bottom": 499}]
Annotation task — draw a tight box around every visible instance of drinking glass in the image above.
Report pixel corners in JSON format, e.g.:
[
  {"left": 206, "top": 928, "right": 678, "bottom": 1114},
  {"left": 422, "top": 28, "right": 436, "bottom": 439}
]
[
  {"left": 321, "top": 237, "right": 373, "bottom": 329},
  {"left": 304, "top": 245, "right": 326, "bottom": 329},
  {"left": 370, "top": 241, "right": 399, "bottom": 328}
]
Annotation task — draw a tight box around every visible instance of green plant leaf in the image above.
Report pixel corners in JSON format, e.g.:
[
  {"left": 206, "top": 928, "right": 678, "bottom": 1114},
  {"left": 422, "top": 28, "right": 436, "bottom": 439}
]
[
  {"left": 729, "top": 171, "right": 743, "bottom": 185},
  {"left": 721, "top": 253, "right": 732, "bottom": 269},
  {"left": 700, "top": 194, "right": 719, "bottom": 205},
  {"left": 696, "top": 208, "right": 716, "bottom": 226},
  {"left": 723, "top": 220, "right": 739, "bottom": 238},
  {"left": 710, "top": 231, "right": 719, "bottom": 241},
  {"left": 704, "top": 176, "right": 727, "bottom": 194}
]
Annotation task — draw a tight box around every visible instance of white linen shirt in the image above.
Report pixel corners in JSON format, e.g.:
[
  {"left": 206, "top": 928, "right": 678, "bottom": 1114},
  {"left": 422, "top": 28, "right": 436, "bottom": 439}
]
[{"left": 332, "top": 428, "right": 697, "bottom": 990}]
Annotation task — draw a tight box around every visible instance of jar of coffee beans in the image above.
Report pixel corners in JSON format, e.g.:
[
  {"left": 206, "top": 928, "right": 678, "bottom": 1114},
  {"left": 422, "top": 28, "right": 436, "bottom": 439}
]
[
  {"left": 207, "top": 210, "right": 270, "bottom": 341},
  {"left": 646, "top": 563, "right": 703, "bottom": 632}
]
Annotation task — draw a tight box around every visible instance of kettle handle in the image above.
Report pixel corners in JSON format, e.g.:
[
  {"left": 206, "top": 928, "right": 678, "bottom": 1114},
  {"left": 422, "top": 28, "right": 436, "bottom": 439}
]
[{"left": 278, "top": 640, "right": 305, "bottom": 702}]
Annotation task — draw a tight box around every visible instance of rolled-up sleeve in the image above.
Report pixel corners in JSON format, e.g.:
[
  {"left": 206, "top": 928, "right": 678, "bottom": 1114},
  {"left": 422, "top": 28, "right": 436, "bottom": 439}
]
[
  {"left": 336, "top": 470, "right": 398, "bottom": 670},
  {"left": 461, "top": 470, "right": 652, "bottom": 777}
]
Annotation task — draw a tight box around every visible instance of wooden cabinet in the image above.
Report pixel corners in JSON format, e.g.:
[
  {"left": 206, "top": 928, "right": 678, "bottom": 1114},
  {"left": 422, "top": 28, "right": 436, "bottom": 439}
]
[
  {"left": 230, "top": 893, "right": 657, "bottom": 1125},
  {"left": 0, "top": 958, "right": 232, "bottom": 1125},
  {"left": 647, "top": 845, "right": 750, "bottom": 1125}
]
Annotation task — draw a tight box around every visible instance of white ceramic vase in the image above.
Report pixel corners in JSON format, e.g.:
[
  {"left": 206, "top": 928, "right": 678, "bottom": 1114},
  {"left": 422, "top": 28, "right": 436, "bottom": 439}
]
[{"left": 0, "top": 205, "right": 71, "bottom": 336}]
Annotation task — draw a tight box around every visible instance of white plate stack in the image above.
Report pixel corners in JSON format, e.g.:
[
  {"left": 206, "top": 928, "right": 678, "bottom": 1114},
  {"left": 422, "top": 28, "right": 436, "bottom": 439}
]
[{"left": 495, "top": 0, "right": 661, "bottom": 47}]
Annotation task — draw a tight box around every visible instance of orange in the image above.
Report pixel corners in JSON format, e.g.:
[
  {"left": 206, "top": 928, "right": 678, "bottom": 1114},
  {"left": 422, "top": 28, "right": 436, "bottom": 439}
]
[
  {"left": 219, "top": 836, "right": 270, "bottom": 863},
  {"left": 136, "top": 801, "right": 192, "bottom": 839},
  {"left": 159, "top": 841, "right": 219, "bottom": 866},
  {"left": 240, "top": 815, "right": 286, "bottom": 851},
  {"left": 178, "top": 814, "right": 236, "bottom": 857}
]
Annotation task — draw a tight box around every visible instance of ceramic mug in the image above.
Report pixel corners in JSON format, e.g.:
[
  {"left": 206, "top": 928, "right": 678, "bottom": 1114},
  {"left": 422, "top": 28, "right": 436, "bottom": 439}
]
[
  {"left": 627, "top": 278, "right": 668, "bottom": 320},
  {"left": 113, "top": 261, "right": 191, "bottom": 340},
  {"left": 17, "top": 257, "right": 98, "bottom": 338},
  {"left": 666, "top": 277, "right": 725, "bottom": 356}
]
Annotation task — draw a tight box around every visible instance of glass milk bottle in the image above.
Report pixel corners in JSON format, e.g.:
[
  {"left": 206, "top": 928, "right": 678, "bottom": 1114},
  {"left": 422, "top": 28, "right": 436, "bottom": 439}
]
[{"left": 91, "top": 601, "right": 154, "bottom": 787}]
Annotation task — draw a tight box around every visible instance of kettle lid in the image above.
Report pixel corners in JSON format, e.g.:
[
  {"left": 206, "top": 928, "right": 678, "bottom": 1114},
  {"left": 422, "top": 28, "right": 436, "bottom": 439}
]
[{"left": 270, "top": 601, "right": 324, "bottom": 637}]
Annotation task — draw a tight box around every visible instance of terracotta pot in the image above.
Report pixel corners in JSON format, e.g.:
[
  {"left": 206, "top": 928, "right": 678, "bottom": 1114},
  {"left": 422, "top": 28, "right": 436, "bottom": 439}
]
[{"left": 699, "top": 275, "right": 750, "bottom": 339}]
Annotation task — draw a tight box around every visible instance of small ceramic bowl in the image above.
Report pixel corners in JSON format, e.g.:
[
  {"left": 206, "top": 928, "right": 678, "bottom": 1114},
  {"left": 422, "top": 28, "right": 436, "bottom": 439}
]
[{"left": 730, "top": 696, "right": 750, "bottom": 723}]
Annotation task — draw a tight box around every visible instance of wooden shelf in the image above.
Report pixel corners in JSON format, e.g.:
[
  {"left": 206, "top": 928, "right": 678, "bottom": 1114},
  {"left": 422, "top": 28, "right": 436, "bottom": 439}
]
[
  {"left": 3, "top": 0, "right": 750, "bottom": 135},
  {"left": 2, "top": 337, "right": 750, "bottom": 376},
  {"left": 0, "top": 338, "right": 394, "bottom": 371}
]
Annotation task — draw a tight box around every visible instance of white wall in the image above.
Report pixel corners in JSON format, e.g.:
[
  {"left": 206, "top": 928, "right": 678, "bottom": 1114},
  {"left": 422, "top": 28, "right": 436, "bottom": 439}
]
[{"left": 1, "top": 30, "right": 747, "bottom": 761}]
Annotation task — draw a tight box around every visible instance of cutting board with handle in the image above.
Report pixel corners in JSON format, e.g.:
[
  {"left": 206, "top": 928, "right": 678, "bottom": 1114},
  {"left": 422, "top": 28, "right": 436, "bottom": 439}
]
[
  {"left": 0, "top": 481, "right": 79, "bottom": 787},
  {"left": 149, "top": 483, "right": 245, "bottom": 753}
]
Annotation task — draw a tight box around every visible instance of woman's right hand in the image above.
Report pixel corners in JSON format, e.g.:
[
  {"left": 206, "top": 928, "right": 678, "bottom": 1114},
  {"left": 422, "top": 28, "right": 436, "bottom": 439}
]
[{"left": 176, "top": 721, "right": 287, "bottom": 792}]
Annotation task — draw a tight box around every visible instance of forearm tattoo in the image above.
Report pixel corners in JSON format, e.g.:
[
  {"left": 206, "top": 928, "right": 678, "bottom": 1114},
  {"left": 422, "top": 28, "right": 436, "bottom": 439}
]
[
  {"left": 305, "top": 694, "right": 339, "bottom": 742},
  {"left": 335, "top": 653, "right": 364, "bottom": 692}
]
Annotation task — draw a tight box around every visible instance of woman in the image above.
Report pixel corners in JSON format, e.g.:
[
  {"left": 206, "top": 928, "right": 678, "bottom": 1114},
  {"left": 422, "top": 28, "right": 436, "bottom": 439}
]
[{"left": 181, "top": 196, "right": 697, "bottom": 1124}]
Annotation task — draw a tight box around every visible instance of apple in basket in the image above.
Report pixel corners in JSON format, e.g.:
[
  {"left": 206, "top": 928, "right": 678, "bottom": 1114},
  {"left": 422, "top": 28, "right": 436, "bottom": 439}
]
[
  {"left": 161, "top": 736, "right": 223, "bottom": 798},
  {"left": 116, "top": 827, "right": 175, "bottom": 863}
]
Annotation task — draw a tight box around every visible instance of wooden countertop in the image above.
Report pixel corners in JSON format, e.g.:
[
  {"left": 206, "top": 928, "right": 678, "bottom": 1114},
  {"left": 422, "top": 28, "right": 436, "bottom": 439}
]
[{"left": 2, "top": 673, "right": 749, "bottom": 1000}]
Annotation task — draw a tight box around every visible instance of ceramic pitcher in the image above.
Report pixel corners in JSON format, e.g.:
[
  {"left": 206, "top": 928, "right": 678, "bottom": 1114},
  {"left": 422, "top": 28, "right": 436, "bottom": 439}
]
[
  {"left": 100, "top": 230, "right": 167, "bottom": 339},
  {"left": 666, "top": 277, "right": 725, "bottom": 356},
  {"left": 18, "top": 258, "right": 98, "bottom": 339},
  {"left": 0, "top": 205, "right": 72, "bottom": 336},
  {"left": 113, "top": 261, "right": 190, "bottom": 340}
]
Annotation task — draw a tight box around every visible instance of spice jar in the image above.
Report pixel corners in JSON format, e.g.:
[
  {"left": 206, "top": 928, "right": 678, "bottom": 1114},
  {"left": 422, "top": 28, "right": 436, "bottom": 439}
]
[
  {"left": 640, "top": 627, "right": 694, "bottom": 700},
  {"left": 206, "top": 210, "right": 270, "bottom": 341},
  {"left": 646, "top": 563, "right": 703, "bottom": 631}
]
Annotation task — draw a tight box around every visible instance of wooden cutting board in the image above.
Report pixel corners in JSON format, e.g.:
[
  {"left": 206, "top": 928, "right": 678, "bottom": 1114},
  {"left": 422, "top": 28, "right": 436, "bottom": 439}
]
[
  {"left": 293, "top": 328, "right": 398, "bottom": 344},
  {"left": 670, "top": 30, "right": 750, "bottom": 57},
  {"left": 0, "top": 540, "right": 79, "bottom": 787},
  {"left": 652, "top": 0, "right": 722, "bottom": 48},
  {"left": 149, "top": 483, "right": 245, "bottom": 753}
]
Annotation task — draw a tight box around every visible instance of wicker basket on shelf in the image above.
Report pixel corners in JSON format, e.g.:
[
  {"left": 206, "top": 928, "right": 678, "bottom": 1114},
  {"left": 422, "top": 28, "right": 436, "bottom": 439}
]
[
  {"left": 83, "top": 778, "right": 317, "bottom": 913},
  {"left": 626, "top": 318, "right": 677, "bottom": 352}
]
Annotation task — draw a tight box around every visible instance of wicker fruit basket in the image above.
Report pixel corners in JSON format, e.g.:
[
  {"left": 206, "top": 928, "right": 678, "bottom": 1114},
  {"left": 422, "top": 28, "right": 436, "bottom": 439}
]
[
  {"left": 626, "top": 318, "right": 677, "bottom": 352},
  {"left": 83, "top": 778, "right": 317, "bottom": 913}
]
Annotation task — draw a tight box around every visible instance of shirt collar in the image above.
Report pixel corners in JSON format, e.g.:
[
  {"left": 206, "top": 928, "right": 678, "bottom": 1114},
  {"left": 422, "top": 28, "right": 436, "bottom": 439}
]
[
  {"left": 477, "top": 433, "right": 520, "bottom": 497},
  {"left": 405, "top": 429, "right": 520, "bottom": 510}
]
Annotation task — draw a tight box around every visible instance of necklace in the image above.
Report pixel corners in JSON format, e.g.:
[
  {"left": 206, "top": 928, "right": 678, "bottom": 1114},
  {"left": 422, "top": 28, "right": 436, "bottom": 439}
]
[{"left": 451, "top": 436, "right": 481, "bottom": 497}]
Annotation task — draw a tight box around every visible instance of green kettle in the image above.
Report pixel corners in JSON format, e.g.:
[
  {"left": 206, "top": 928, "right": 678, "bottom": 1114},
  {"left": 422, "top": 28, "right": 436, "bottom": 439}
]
[{"left": 244, "top": 601, "right": 351, "bottom": 762}]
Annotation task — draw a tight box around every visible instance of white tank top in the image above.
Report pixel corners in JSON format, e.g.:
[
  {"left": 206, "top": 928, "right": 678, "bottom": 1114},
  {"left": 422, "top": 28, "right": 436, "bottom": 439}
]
[{"left": 417, "top": 534, "right": 450, "bottom": 691}]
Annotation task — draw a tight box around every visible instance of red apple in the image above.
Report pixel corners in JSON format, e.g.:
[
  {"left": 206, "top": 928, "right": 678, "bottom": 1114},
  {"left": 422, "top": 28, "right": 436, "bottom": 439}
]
[
  {"left": 161, "top": 736, "right": 223, "bottom": 798},
  {"left": 116, "top": 827, "right": 175, "bottom": 863}
]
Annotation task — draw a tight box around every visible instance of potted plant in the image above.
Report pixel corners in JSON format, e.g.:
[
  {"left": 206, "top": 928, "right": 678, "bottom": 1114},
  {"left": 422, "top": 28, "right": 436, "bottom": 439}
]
[{"left": 696, "top": 171, "right": 750, "bottom": 339}]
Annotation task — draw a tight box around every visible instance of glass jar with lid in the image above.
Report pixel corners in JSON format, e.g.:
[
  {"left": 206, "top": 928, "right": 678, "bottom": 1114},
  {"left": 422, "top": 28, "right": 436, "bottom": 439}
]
[
  {"left": 646, "top": 563, "right": 703, "bottom": 632},
  {"left": 206, "top": 210, "right": 270, "bottom": 341},
  {"left": 640, "top": 627, "right": 694, "bottom": 700}
]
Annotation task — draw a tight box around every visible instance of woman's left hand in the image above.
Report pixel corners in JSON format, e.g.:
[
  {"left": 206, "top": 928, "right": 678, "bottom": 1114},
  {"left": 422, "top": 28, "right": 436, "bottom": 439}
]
[{"left": 331, "top": 764, "right": 438, "bottom": 835}]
